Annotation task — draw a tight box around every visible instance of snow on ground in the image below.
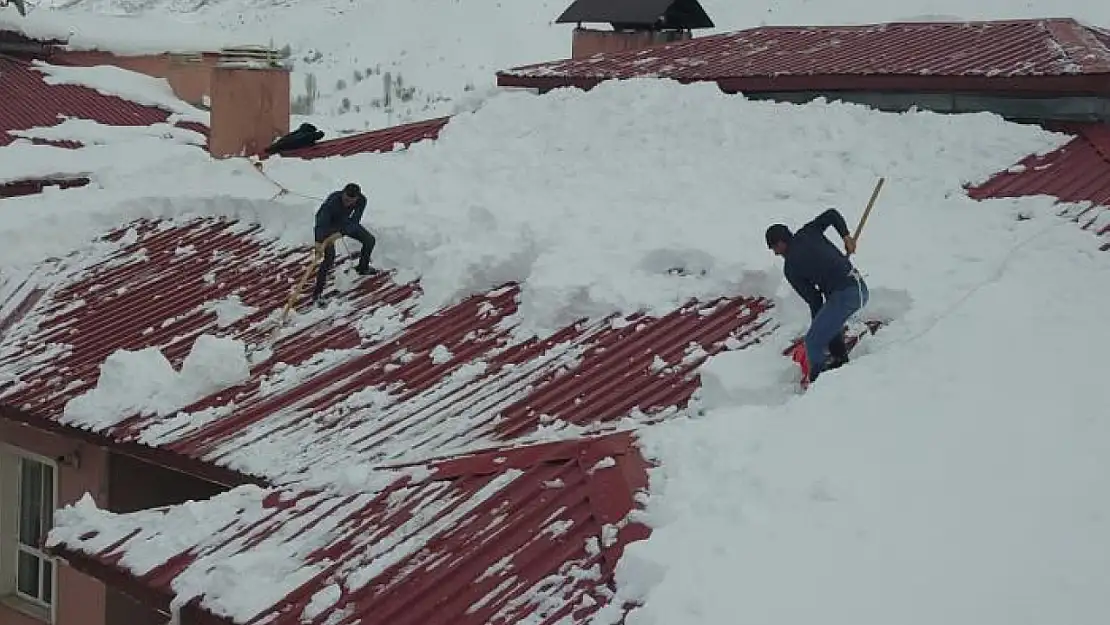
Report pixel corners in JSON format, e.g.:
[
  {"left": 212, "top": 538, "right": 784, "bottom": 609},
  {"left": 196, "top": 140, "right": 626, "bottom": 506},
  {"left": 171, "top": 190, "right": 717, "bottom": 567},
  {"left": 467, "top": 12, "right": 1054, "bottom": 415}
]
[
  {"left": 603, "top": 213, "right": 1110, "bottom": 625},
  {"left": 8, "top": 0, "right": 1109, "bottom": 132}
]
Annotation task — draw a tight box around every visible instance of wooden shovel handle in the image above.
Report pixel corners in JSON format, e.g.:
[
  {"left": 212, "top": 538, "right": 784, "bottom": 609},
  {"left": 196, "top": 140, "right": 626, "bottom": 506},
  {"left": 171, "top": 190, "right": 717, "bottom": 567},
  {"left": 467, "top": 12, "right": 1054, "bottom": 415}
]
[{"left": 852, "top": 177, "right": 885, "bottom": 244}]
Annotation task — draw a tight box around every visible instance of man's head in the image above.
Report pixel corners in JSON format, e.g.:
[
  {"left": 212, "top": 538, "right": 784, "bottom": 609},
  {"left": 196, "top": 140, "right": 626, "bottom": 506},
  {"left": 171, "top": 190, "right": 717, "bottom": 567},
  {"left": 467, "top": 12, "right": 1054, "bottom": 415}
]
[
  {"left": 765, "top": 224, "right": 792, "bottom": 256},
  {"left": 341, "top": 182, "right": 361, "bottom": 207}
]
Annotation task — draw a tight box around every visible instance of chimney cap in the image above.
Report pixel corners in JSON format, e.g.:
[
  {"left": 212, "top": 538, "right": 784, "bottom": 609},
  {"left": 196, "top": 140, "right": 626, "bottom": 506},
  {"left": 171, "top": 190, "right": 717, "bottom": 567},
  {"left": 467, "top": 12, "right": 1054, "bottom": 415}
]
[
  {"left": 555, "top": 0, "right": 714, "bottom": 30},
  {"left": 217, "top": 45, "right": 291, "bottom": 69}
]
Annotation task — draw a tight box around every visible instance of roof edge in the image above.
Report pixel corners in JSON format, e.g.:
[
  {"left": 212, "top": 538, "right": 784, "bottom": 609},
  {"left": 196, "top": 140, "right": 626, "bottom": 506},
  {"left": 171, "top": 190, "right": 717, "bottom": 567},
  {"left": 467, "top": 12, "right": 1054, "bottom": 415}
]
[
  {"left": 0, "top": 404, "right": 265, "bottom": 488},
  {"left": 46, "top": 545, "right": 232, "bottom": 625}
]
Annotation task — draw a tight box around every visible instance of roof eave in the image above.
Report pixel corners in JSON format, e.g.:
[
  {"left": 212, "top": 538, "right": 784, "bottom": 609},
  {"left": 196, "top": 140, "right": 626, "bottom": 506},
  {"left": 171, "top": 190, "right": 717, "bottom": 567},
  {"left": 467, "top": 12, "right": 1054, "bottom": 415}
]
[
  {"left": 46, "top": 544, "right": 232, "bottom": 625},
  {"left": 496, "top": 71, "right": 1110, "bottom": 97},
  {"left": 0, "top": 405, "right": 265, "bottom": 488}
]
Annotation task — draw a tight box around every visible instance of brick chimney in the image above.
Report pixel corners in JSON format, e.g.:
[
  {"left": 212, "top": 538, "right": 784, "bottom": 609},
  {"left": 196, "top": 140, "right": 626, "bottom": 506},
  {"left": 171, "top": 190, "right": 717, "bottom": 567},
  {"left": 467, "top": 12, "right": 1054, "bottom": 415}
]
[
  {"left": 209, "top": 47, "right": 290, "bottom": 159},
  {"left": 571, "top": 28, "right": 692, "bottom": 58},
  {"left": 555, "top": 0, "right": 714, "bottom": 59}
]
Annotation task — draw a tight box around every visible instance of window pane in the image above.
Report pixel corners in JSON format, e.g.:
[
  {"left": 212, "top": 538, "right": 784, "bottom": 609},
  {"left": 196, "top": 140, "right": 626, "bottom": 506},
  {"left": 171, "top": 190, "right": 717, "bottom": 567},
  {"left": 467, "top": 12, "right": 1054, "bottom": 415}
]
[
  {"left": 43, "top": 559, "right": 54, "bottom": 604},
  {"left": 17, "top": 550, "right": 39, "bottom": 597},
  {"left": 18, "top": 459, "right": 44, "bottom": 547},
  {"left": 41, "top": 463, "right": 55, "bottom": 533}
]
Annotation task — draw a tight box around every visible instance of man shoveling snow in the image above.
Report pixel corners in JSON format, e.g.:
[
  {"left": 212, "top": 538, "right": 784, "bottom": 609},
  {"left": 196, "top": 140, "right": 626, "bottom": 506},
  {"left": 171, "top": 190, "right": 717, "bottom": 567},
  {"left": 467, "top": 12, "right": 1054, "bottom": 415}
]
[
  {"left": 766, "top": 208, "right": 869, "bottom": 385},
  {"left": 312, "top": 182, "right": 378, "bottom": 307}
]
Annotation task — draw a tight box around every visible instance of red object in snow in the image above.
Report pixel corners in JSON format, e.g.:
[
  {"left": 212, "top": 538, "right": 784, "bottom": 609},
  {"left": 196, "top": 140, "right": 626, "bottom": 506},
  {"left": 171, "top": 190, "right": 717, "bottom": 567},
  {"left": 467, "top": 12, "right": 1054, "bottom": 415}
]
[{"left": 791, "top": 341, "right": 810, "bottom": 380}]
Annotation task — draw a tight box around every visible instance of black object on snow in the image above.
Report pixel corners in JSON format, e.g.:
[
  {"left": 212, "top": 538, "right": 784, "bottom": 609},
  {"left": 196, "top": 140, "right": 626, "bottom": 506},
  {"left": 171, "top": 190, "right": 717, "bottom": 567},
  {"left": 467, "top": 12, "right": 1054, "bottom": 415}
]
[{"left": 265, "top": 123, "right": 325, "bottom": 155}]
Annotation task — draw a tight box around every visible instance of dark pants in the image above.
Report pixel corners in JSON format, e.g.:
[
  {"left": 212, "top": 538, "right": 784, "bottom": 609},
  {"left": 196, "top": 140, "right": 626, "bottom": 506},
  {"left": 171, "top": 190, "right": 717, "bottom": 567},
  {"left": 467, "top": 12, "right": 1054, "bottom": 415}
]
[
  {"left": 805, "top": 271, "right": 869, "bottom": 381},
  {"left": 312, "top": 224, "right": 376, "bottom": 300}
]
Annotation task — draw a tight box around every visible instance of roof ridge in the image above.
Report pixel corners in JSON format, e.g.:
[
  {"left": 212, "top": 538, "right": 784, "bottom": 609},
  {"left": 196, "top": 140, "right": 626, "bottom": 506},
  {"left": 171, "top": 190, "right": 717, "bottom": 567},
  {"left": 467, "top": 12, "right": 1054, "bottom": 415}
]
[
  {"left": 1080, "top": 124, "right": 1110, "bottom": 164},
  {"left": 1043, "top": 18, "right": 1110, "bottom": 73}
]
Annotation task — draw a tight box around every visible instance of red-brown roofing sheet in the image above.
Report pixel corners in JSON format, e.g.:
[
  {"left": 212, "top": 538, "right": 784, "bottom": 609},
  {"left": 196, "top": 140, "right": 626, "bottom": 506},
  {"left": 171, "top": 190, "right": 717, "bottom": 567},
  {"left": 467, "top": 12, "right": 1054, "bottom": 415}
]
[
  {"left": 281, "top": 117, "right": 450, "bottom": 159},
  {"left": 497, "top": 18, "right": 1110, "bottom": 90},
  {"left": 968, "top": 122, "right": 1110, "bottom": 250},
  {"left": 0, "top": 217, "right": 775, "bottom": 485},
  {"left": 0, "top": 56, "right": 205, "bottom": 147},
  {"left": 47, "top": 434, "right": 649, "bottom": 625}
]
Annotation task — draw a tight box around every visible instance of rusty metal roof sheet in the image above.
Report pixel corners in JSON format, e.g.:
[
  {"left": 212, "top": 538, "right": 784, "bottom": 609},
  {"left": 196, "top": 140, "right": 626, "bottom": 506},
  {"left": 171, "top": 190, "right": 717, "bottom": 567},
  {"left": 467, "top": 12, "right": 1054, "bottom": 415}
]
[
  {"left": 0, "top": 217, "right": 775, "bottom": 487},
  {"left": 0, "top": 55, "right": 207, "bottom": 147},
  {"left": 280, "top": 117, "right": 450, "bottom": 159},
  {"left": 497, "top": 18, "right": 1110, "bottom": 94},
  {"left": 968, "top": 122, "right": 1110, "bottom": 251},
  {"left": 48, "top": 433, "right": 649, "bottom": 625}
]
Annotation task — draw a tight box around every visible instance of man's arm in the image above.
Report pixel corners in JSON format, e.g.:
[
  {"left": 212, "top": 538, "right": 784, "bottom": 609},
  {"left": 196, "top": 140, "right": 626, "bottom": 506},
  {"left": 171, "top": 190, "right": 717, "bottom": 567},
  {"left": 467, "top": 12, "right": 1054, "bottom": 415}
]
[
  {"left": 802, "top": 208, "right": 856, "bottom": 254},
  {"left": 348, "top": 196, "right": 367, "bottom": 224},
  {"left": 319, "top": 192, "right": 345, "bottom": 228},
  {"left": 803, "top": 208, "right": 850, "bottom": 237},
  {"left": 785, "top": 264, "right": 824, "bottom": 318}
]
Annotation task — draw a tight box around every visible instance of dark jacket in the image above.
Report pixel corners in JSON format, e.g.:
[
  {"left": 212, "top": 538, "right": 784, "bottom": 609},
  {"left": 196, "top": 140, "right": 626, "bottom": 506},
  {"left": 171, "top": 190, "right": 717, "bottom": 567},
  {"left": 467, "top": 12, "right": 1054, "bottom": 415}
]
[
  {"left": 314, "top": 190, "right": 366, "bottom": 235},
  {"left": 783, "top": 209, "right": 857, "bottom": 318}
]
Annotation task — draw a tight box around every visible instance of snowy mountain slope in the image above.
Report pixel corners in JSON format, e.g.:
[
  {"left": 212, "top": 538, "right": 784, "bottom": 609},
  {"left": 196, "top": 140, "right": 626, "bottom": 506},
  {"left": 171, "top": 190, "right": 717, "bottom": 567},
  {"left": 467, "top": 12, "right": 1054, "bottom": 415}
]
[
  {"left": 3, "top": 69, "right": 1109, "bottom": 623},
  {"left": 6, "top": 0, "right": 1110, "bottom": 132}
]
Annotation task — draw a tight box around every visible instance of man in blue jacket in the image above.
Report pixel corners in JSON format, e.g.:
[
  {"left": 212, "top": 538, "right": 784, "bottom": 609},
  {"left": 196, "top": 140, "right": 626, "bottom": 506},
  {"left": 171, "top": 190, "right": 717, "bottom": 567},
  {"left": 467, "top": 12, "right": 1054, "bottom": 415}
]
[
  {"left": 311, "top": 182, "right": 377, "bottom": 306},
  {"left": 766, "top": 208, "right": 869, "bottom": 383}
]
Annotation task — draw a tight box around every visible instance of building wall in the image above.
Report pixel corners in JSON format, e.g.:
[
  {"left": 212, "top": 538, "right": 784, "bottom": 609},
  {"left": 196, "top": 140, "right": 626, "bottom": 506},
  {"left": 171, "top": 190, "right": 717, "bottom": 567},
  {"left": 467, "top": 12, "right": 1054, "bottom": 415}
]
[
  {"left": 104, "top": 453, "right": 226, "bottom": 625},
  {"left": 209, "top": 65, "right": 291, "bottom": 158},
  {"left": 0, "top": 421, "right": 108, "bottom": 625},
  {"left": 52, "top": 50, "right": 218, "bottom": 106},
  {"left": 0, "top": 421, "right": 228, "bottom": 625}
]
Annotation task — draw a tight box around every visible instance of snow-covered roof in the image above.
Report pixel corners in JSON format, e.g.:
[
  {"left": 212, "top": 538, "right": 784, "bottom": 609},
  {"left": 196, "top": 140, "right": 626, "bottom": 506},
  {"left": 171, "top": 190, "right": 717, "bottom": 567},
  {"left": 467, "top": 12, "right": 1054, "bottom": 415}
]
[
  {"left": 497, "top": 18, "right": 1110, "bottom": 94},
  {"left": 0, "top": 56, "right": 207, "bottom": 148},
  {"left": 46, "top": 434, "right": 647, "bottom": 625},
  {"left": 8, "top": 73, "right": 1108, "bottom": 625},
  {"left": 969, "top": 122, "right": 1110, "bottom": 250},
  {"left": 0, "top": 216, "right": 774, "bottom": 489},
  {"left": 276, "top": 117, "right": 451, "bottom": 160}
]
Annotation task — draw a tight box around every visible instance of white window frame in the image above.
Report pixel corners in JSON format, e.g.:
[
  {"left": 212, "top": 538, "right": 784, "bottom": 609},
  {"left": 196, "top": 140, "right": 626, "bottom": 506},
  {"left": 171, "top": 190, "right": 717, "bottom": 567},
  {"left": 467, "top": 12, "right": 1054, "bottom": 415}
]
[{"left": 0, "top": 443, "right": 58, "bottom": 624}]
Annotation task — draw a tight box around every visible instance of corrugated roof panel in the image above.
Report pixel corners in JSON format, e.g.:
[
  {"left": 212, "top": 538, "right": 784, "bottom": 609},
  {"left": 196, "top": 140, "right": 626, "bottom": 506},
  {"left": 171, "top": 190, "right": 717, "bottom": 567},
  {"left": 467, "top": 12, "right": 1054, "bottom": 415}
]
[
  {"left": 0, "top": 56, "right": 209, "bottom": 147},
  {"left": 0, "top": 217, "right": 775, "bottom": 485},
  {"left": 968, "top": 122, "right": 1110, "bottom": 250},
  {"left": 497, "top": 18, "right": 1110, "bottom": 89},
  {"left": 47, "top": 434, "right": 649, "bottom": 625},
  {"left": 280, "top": 117, "right": 450, "bottom": 159}
]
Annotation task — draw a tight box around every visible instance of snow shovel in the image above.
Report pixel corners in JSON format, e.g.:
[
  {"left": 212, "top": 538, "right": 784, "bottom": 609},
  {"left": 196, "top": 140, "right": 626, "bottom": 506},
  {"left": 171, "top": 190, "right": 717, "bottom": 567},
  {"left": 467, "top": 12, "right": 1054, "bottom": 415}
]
[{"left": 270, "top": 232, "right": 343, "bottom": 340}]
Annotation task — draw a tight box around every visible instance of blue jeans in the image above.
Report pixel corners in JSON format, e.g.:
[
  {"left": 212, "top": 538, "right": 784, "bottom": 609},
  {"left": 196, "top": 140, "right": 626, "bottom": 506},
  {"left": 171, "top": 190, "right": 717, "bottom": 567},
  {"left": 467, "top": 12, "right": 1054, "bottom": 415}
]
[
  {"left": 312, "top": 223, "right": 376, "bottom": 299},
  {"left": 806, "top": 272, "right": 869, "bottom": 380}
]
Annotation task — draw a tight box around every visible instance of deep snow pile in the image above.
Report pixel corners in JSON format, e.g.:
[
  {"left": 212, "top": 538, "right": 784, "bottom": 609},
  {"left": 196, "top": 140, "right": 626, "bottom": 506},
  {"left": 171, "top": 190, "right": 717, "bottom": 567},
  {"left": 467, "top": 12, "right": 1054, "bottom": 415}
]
[
  {"left": 0, "top": 79, "right": 1072, "bottom": 338},
  {"left": 6, "top": 75, "right": 1107, "bottom": 623},
  {"left": 61, "top": 333, "right": 251, "bottom": 431},
  {"left": 7, "top": 0, "right": 1110, "bottom": 131},
  {"left": 600, "top": 214, "right": 1110, "bottom": 625}
]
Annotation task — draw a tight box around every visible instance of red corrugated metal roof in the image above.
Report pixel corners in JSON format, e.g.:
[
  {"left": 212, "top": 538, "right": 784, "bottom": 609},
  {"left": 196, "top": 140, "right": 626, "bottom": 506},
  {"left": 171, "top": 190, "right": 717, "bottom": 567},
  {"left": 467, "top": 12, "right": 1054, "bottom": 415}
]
[
  {"left": 47, "top": 433, "right": 647, "bottom": 625},
  {"left": 968, "top": 122, "right": 1110, "bottom": 250},
  {"left": 280, "top": 117, "right": 450, "bottom": 160},
  {"left": 0, "top": 264, "right": 53, "bottom": 342},
  {"left": 496, "top": 18, "right": 1110, "bottom": 94},
  {"left": 0, "top": 55, "right": 208, "bottom": 147},
  {"left": 0, "top": 217, "right": 775, "bottom": 485}
]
